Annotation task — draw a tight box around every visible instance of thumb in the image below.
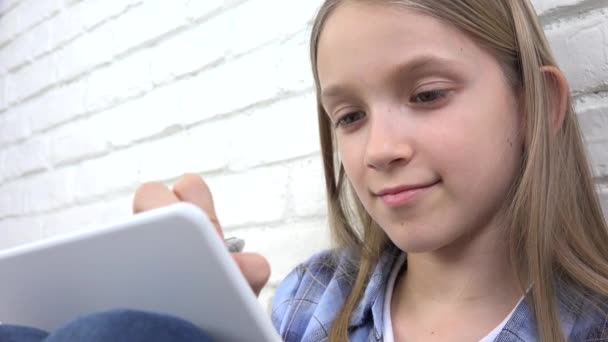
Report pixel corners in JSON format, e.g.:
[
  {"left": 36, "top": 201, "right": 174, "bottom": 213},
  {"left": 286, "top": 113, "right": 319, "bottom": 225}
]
[
  {"left": 172, "top": 173, "right": 224, "bottom": 240},
  {"left": 232, "top": 252, "right": 271, "bottom": 296}
]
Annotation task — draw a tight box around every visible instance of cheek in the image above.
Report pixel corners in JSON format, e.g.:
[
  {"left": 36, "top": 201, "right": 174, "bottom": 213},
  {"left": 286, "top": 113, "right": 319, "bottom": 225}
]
[
  {"left": 336, "top": 136, "right": 377, "bottom": 211},
  {"left": 429, "top": 107, "right": 522, "bottom": 203},
  {"left": 435, "top": 82, "right": 522, "bottom": 173},
  {"left": 336, "top": 136, "right": 365, "bottom": 179}
]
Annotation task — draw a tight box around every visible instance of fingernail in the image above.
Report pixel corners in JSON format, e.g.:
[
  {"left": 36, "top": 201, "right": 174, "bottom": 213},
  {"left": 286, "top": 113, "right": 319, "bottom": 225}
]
[{"left": 224, "top": 237, "right": 245, "bottom": 253}]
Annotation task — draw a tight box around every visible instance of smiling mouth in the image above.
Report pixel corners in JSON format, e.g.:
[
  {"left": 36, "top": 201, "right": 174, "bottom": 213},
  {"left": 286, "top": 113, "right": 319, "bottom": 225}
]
[{"left": 376, "top": 181, "right": 440, "bottom": 208}]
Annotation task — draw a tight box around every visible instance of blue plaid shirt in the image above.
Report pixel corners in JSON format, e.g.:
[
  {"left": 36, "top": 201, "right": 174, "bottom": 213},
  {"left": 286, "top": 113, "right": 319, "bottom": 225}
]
[{"left": 271, "top": 245, "right": 607, "bottom": 341}]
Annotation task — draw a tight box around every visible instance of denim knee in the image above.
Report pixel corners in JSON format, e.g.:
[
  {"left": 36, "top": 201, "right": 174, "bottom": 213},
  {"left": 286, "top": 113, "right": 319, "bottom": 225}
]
[
  {"left": 0, "top": 325, "right": 48, "bottom": 342},
  {"left": 44, "top": 309, "right": 213, "bottom": 342}
]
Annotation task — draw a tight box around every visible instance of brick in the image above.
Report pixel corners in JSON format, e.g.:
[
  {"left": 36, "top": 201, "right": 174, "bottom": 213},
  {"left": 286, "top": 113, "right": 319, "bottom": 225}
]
[
  {"left": 72, "top": 152, "right": 138, "bottom": 202},
  {"left": 48, "top": 8, "right": 82, "bottom": 50},
  {"left": 207, "top": 166, "right": 289, "bottom": 228},
  {"left": 147, "top": 0, "right": 315, "bottom": 87},
  {"left": 84, "top": 51, "right": 152, "bottom": 112},
  {"left": 83, "top": 65, "right": 121, "bottom": 113},
  {"left": 0, "top": 216, "right": 42, "bottom": 251},
  {"left": 228, "top": 93, "right": 319, "bottom": 170},
  {"left": 94, "top": 101, "right": 143, "bottom": 148},
  {"left": 288, "top": 156, "right": 326, "bottom": 218},
  {"left": 182, "top": 0, "right": 223, "bottom": 21},
  {"left": 0, "top": 0, "right": 20, "bottom": 15},
  {"left": 0, "top": 137, "right": 50, "bottom": 182},
  {"left": 70, "top": 0, "right": 137, "bottom": 32},
  {"left": 577, "top": 95, "right": 608, "bottom": 142},
  {"left": 149, "top": 14, "right": 228, "bottom": 85},
  {"left": 0, "top": 181, "right": 24, "bottom": 218},
  {"left": 39, "top": 196, "right": 133, "bottom": 241},
  {"left": 600, "top": 186, "right": 608, "bottom": 220},
  {"left": 273, "top": 30, "right": 315, "bottom": 93},
  {"left": 1, "top": 20, "right": 52, "bottom": 72},
  {"left": 182, "top": 29, "right": 313, "bottom": 123},
  {"left": 136, "top": 125, "right": 228, "bottom": 183},
  {"left": 589, "top": 140, "right": 608, "bottom": 178},
  {"left": 224, "top": 0, "right": 318, "bottom": 56},
  {"left": 0, "top": 40, "right": 24, "bottom": 73},
  {"left": 0, "top": 166, "right": 76, "bottom": 215},
  {"left": 0, "top": 74, "right": 6, "bottom": 111},
  {"left": 22, "top": 19, "right": 53, "bottom": 61},
  {"left": 55, "top": 23, "right": 116, "bottom": 82},
  {"left": 0, "top": 4, "right": 21, "bottom": 46},
  {"left": 98, "top": 195, "right": 134, "bottom": 223},
  {"left": 183, "top": 53, "right": 273, "bottom": 121},
  {"left": 48, "top": 118, "right": 110, "bottom": 166},
  {"left": 545, "top": 11, "right": 608, "bottom": 93},
  {"left": 183, "top": 39, "right": 312, "bottom": 122},
  {"left": 27, "top": 167, "right": 76, "bottom": 213},
  {"left": 105, "top": 115, "right": 233, "bottom": 184},
  {"left": 533, "top": 0, "right": 585, "bottom": 15},
  {"left": 28, "top": 79, "right": 87, "bottom": 133},
  {"left": 133, "top": 132, "right": 194, "bottom": 183},
  {"left": 40, "top": 202, "right": 104, "bottom": 238},
  {"left": 0, "top": 106, "right": 31, "bottom": 147},
  {"left": 39, "top": 195, "right": 133, "bottom": 239},
  {"left": 111, "top": 0, "right": 186, "bottom": 57},
  {"left": 100, "top": 84, "right": 182, "bottom": 148},
  {"left": 104, "top": 49, "right": 152, "bottom": 96},
  {"left": 0, "top": 42, "right": 14, "bottom": 73},
  {"left": 230, "top": 218, "right": 330, "bottom": 284},
  {"left": 178, "top": 121, "right": 231, "bottom": 172},
  {"left": 7, "top": 53, "right": 57, "bottom": 104},
  {"left": 14, "top": 0, "right": 61, "bottom": 34}
]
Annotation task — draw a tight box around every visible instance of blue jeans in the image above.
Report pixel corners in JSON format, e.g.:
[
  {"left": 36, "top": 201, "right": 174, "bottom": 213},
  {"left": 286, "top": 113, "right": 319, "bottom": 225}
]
[{"left": 0, "top": 310, "right": 213, "bottom": 342}]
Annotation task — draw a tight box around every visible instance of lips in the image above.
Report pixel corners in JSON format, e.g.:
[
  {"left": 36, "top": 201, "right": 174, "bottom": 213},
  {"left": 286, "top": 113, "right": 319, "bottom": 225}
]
[
  {"left": 376, "top": 182, "right": 436, "bottom": 196},
  {"left": 375, "top": 181, "right": 439, "bottom": 207}
]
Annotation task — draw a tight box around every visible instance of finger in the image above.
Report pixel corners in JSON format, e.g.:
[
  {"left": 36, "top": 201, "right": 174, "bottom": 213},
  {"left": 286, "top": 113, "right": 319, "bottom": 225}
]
[
  {"left": 133, "top": 182, "right": 180, "bottom": 214},
  {"left": 232, "top": 252, "right": 271, "bottom": 297},
  {"left": 172, "top": 173, "right": 223, "bottom": 239}
]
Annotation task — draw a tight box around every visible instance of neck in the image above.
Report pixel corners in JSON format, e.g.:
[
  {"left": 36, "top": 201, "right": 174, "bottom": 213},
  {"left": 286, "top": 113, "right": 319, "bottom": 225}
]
[{"left": 395, "top": 221, "right": 523, "bottom": 311}]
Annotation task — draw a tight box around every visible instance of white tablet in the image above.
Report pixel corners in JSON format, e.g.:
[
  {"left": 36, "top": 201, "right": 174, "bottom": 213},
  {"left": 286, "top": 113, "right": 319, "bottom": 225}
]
[{"left": 0, "top": 203, "right": 282, "bottom": 342}]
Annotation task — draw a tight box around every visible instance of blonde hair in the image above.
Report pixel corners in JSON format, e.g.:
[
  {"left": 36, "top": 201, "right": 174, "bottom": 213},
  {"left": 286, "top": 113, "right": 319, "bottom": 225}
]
[{"left": 309, "top": 0, "right": 608, "bottom": 341}]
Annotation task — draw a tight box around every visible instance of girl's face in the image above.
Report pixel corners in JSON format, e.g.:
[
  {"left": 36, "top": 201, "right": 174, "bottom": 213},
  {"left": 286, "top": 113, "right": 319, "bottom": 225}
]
[{"left": 317, "top": 3, "right": 523, "bottom": 253}]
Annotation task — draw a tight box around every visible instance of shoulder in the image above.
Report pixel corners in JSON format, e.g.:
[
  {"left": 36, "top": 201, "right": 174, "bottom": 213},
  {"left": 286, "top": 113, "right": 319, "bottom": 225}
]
[
  {"left": 270, "top": 245, "right": 402, "bottom": 341},
  {"left": 270, "top": 248, "right": 359, "bottom": 341},
  {"left": 566, "top": 291, "right": 608, "bottom": 340}
]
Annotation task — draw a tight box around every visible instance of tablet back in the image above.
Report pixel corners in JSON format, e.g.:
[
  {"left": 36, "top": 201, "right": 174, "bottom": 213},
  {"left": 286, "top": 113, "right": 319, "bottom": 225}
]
[{"left": 0, "top": 203, "right": 281, "bottom": 342}]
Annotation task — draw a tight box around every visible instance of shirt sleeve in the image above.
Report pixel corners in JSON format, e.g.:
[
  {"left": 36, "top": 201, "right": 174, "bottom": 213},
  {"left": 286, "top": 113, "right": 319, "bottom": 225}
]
[{"left": 270, "top": 265, "right": 304, "bottom": 338}]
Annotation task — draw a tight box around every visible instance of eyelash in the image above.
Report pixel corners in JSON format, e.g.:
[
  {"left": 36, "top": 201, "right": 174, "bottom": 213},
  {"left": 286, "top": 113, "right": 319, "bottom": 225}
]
[
  {"left": 333, "top": 89, "right": 449, "bottom": 129},
  {"left": 335, "top": 111, "right": 365, "bottom": 128},
  {"left": 411, "top": 89, "right": 449, "bottom": 104}
]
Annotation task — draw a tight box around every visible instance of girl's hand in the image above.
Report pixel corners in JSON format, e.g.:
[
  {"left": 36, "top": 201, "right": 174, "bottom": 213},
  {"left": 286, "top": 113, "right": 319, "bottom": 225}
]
[{"left": 132, "top": 173, "right": 271, "bottom": 296}]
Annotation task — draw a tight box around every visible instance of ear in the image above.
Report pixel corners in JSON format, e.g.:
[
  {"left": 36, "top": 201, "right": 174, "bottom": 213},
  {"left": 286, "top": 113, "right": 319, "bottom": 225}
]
[{"left": 540, "top": 66, "right": 569, "bottom": 135}]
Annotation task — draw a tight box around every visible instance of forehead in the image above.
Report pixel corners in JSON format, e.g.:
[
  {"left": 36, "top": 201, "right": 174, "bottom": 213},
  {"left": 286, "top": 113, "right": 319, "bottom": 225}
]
[{"left": 316, "top": 2, "right": 485, "bottom": 89}]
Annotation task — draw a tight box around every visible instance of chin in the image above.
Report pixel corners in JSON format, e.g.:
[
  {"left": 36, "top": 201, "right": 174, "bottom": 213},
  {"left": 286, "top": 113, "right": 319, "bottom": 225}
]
[
  {"left": 392, "top": 240, "right": 444, "bottom": 254},
  {"left": 383, "top": 224, "right": 456, "bottom": 254}
]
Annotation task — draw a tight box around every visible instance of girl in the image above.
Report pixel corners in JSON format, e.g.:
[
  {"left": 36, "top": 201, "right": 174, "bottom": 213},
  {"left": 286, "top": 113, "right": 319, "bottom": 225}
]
[{"left": 267, "top": 0, "right": 608, "bottom": 341}]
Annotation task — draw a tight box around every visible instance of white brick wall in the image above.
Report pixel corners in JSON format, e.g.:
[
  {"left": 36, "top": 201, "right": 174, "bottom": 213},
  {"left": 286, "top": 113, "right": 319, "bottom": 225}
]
[{"left": 0, "top": 0, "right": 607, "bottom": 310}]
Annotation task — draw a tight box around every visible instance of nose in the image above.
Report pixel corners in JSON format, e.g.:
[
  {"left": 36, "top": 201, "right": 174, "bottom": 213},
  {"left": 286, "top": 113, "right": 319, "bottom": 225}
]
[{"left": 364, "top": 109, "right": 414, "bottom": 171}]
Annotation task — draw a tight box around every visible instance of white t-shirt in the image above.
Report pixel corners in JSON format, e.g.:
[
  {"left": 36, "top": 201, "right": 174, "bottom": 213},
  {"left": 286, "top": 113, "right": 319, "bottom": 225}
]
[{"left": 382, "top": 254, "right": 523, "bottom": 342}]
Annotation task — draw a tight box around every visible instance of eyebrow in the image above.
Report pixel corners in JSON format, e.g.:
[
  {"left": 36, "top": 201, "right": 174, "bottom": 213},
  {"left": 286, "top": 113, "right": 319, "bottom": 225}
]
[{"left": 320, "top": 54, "right": 463, "bottom": 99}]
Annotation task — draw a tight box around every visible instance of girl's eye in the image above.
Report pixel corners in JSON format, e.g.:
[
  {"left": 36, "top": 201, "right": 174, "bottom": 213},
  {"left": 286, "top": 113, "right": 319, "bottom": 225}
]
[
  {"left": 411, "top": 89, "right": 449, "bottom": 104},
  {"left": 335, "top": 111, "right": 365, "bottom": 128}
]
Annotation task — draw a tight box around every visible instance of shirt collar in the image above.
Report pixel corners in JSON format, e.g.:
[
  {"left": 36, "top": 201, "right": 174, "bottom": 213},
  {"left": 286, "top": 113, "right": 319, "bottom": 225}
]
[
  {"left": 342, "top": 245, "right": 595, "bottom": 341},
  {"left": 495, "top": 280, "right": 585, "bottom": 341},
  {"left": 348, "top": 244, "right": 402, "bottom": 337}
]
